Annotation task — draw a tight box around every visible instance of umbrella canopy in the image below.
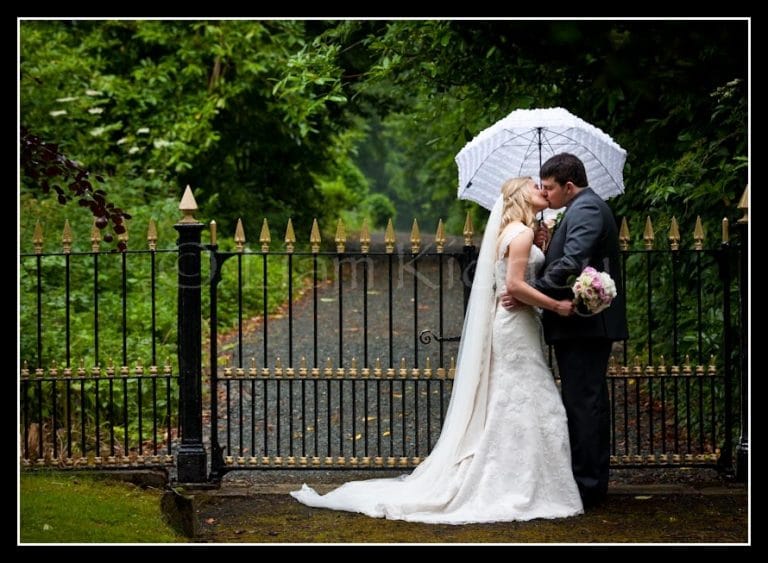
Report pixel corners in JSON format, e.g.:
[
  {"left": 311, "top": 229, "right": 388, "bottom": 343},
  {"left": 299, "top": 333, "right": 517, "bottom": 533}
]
[{"left": 456, "top": 107, "right": 627, "bottom": 210}]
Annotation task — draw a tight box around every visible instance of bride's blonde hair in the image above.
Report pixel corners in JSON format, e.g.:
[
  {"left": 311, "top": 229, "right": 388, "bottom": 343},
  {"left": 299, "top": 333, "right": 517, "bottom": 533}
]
[{"left": 498, "top": 176, "right": 536, "bottom": 235}]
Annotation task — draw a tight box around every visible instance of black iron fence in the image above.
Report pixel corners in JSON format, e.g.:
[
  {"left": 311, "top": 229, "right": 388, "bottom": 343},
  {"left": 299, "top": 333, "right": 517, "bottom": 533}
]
[
  {"left": 19, "top": 220, "right": 178, "bottom": 468},
  {"left": 20, "top": 187, "right": 749, "bottom": 483}
]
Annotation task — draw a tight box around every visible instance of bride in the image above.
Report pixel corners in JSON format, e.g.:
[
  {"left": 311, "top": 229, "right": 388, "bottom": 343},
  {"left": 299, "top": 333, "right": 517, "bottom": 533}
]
[{"left": 291, "top": 177, "right": 583, "bottom": 524}]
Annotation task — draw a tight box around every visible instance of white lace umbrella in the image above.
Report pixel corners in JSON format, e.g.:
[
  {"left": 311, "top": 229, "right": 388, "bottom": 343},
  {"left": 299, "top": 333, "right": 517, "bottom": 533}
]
[{"left": 456, "top": 107, "right": 627, "bottom": 210}]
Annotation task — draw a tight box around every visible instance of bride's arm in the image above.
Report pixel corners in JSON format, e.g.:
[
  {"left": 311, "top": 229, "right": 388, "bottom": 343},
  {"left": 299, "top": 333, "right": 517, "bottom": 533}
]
[{"left": 504, "top": 231, "right": 574, "bottom": 317}]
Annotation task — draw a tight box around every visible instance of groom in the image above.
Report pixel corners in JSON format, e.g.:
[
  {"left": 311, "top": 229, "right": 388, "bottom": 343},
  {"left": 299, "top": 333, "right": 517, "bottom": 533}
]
[{"left": 506, "top": 153, "right": 628, "bottom": 507}]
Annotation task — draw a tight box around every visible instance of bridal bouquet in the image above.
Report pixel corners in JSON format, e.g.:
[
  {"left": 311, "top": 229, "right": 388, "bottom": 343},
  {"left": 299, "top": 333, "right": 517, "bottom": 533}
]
[{"left": 571, "top": 267, "right": 617, "bottom": 316}]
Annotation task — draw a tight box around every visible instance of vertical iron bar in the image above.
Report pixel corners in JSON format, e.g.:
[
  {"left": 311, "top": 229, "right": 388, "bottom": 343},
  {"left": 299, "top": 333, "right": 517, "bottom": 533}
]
[
  {"left": 698, "top": 376, "right": 705, "bottom": 453},
  {"left": 389, "top": 380, "right": 394, "bottom": 456},
  {"left": 238, "top": 379, "right": 244, "bottom": 457},
  {"left": 401, "top": 380, "right": 406, "bottom": 457},
  {"left": 439, "top": 379, "right": 445, "bottom": 427},
  {"left": 226, "top": 380, "right": 232, "bottom": 457},
  {"left": 438, "top": 254, "right": 444, "bottom": 367},
  {"left": 338, "top": 258, "right": 344, "bottom": 366},
  {"left": 289, "top": 379, "right": 294, "bottom": 457},
  {"left": 237, "top": 254, "right": 244, "bottom": 459},
  {"left": 152, "top": 373, "right": 158, "bottom": 456},
  {"left": 301, "top": 378, "right": 306, "bottom": 457},
  {"left": 686, "top": 377, "right": 692, "bottom": 453},
  {"left": 122, "top": 252, "right": 128, "bottom": 367},
  {"left": 710, "top": 375, "right": 716, "bottom": 455},
  {"left": 388, "top": 254, "right": 394, "bottom": 368},
  {"left": 37, "top": 379, "right": 44, "bottom": 461},
  {"left": 661, "top": 376, "right": 666, "bottom": 454},
  {"left": 109, "top": 378, "right": 115, "bottom": 456},
  {"left": 339, "top": 379, "right": 344, "bottom": 457},
  {"left": 646, "top": 252, "right": 653, "bottom": 364},
  {"left": 79, "top": 377, "right": 86, "bottom": 458},
  {"left": 427, "top": 378, "right": 432, "bottom": 452},
  {"left": 363, "top": 258, "right": 369, "bottom": 368},
  {"left": 52, "top": 378, "right": 58, "bottom": 460},
  {"left": 414, "top": 380, "right": 419, "bottom": 458},
  {"left": 413, "top": 259, "right": 419, "bottom": 368},
  {"left": 623, "top": 379, "right": 629, "bottom": 455},
  {"left": 610, "top": 378, "right": 616, "bottom": 456},
  {"left": 364, "top": 379, "right": 369, "bottom": 457},
  {"left": 352, "top": 379, "right": 356, "bottom": 458},
  {"left": 696, "top": 252, "right": 703, "bottom": 364},
  {"left": 376, "top": 379, "right": 381, "bottom": 456},
  {"left": 66, "top": 378, "right": 72, "bottom": 458},
  {"left": 674, "top": 377, "right": 680, "bottom": 454},
  {"left": 65, "top": 254, "right": 70, "bottom": 367},
  {"left": 288, "top": 254, "right": 293, "bottom": 367},
  {"left": 648, "top": 378, "right": 654, "bottom": 454},
  {"left": 94, "top": 379, "right": 100, "bottom": 459},
  {"left": 137, "top": 376, "right": 143, "bottom": 460},
  {"left": 166, "top": 372, "right": 172, "bottom": 455},
  {"left": 635, "top": 372, "right": 641, "bottom": 455},
  {"left": 263, "top": 379, "right": 268, "bottom": 457},
  {"left": 671, "top": 252, "right": 679, "bottom": 364},
  {"left": 251, "top": 379, "right": 256, "bottom": 459},
  {"left": 277, "top": 378, "right": 282, "bottom": 456},
  {"left": 123, "top": 373, "right": 129, "bottom": 458},
  {"left": 262, "top": 254, "right": 268, "bottom": 369},
  {"left": 93, "top": 254, "right": 99, "bottom": 366},
  {"left": 313, "top": 379, "right": 318, "bottom": 457},
  {"left": 622, "top": 251, "right": 629, "bottom": 366},
  {"left": 151, "top": 251, "right": 156, "bottom": 365},
  {"left": 326, "top": 379, "right": 331, "bottom": 457},
  {"left": 36, "top": 255, "right": 42, "bottom": 368},
  {"left": 313, "top": 255, "right": 318, "bottom": 368},
  {"left": 23, "top": 381, "right": 29, "bottom": 460}
]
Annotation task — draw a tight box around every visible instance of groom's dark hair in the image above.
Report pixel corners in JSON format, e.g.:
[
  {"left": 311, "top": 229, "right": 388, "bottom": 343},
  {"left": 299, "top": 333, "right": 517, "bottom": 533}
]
[{"left": 540, "top": 153, "right": 588, "bottom": 188}]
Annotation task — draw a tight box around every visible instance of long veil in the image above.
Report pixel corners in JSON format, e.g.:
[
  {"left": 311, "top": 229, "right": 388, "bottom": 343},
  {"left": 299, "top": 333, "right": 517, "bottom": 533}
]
[{"left": 291, "top": 196, "right": 504, "bottom": 520}]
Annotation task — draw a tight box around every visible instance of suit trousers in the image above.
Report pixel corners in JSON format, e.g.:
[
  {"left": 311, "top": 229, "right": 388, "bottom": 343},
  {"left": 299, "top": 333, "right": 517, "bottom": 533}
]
[{"left": 554, "top": 338, "right": 613, "bottom": 505}]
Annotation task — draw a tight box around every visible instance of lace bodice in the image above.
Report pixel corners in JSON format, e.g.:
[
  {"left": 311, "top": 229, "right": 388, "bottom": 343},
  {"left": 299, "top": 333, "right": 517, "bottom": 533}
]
[{"left": 494, "top": 224, "right": 545, "bottom": 297}]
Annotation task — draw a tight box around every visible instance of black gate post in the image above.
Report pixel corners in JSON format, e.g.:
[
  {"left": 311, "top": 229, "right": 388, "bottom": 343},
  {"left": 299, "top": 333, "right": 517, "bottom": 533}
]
[
  {"left": 175, "top": 186, "right": 207, "bottom": 483},
  {"left": 735, "top": 187, "right": 749, "bottom": 482}
]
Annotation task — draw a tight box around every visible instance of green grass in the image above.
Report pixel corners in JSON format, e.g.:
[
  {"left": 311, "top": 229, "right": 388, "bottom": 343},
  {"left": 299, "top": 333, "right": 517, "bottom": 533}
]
[{"left": 20, "top": 472, "right": 182, "bottom": 543}]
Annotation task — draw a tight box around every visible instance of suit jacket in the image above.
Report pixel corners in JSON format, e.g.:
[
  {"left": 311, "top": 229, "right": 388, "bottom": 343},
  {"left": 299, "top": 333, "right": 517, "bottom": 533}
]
[{"left": 533, "top": 188, "right": 629, "bottom": 343}]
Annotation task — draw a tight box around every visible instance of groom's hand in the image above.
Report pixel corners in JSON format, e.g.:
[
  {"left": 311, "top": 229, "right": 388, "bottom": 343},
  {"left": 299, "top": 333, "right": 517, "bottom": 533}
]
[{"left": 500, "top": 290, "right": 520, "bottom": 311}]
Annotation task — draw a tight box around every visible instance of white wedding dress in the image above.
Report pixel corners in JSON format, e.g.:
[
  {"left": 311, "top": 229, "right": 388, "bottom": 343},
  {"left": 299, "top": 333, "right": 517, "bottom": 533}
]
[{"left": 291, "top": 198, "right": 583, "bottom": 524}]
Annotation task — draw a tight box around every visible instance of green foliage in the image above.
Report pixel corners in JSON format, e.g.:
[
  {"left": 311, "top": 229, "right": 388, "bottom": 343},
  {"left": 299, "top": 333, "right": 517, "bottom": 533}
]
[
  {"left": 364, "top": 193, "right": 396, "bottom": 229},
  {"left": 21, "top": 472, "right": 182, "bottom": 542}
]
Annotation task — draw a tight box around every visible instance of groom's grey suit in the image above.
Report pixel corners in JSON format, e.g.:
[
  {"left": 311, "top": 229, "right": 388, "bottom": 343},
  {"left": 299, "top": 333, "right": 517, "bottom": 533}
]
[{"left": 533, "top": 187, "right": 629, "bottom": 505}]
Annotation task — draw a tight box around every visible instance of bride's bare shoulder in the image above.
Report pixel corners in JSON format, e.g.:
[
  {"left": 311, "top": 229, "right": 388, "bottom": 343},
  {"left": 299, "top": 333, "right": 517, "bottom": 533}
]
[{"left": 496, "top": 222, "right": 533, "bottom": 256}]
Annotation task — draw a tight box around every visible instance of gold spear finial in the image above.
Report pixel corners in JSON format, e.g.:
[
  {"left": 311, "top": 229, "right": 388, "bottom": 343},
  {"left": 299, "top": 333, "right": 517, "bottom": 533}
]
[
  {"left": 33, "top": 220, "right": 43, "bottom": 254},
  {"left": 435, "top": 219, "right": 445, "bottom": 253},
  {"left": 619, "top": 217, "right": 630, "bottom": 251},
  {"left": 209, "top": 220, "right": 217, "bottom": 246},
  {"left": 643, "top": 216, "right": 655, "bottom": 250},
  {"left": 147, "top": 219, "right": 158, "bottom": 251},
  {"left": 410, "top": 219, "right": 421, "bottom": 254},
  {"left": 234, "top": 218, "right": 245, "bottom": 252},
  {"left": 668, "top": 217, "right": 680, "bottom": 251},
  {"left": 722, "top": 218, "right": 730, "bottom": 244},
  {"left": 463, "top": 212, "right": 474, "bottom": 246},
  {"left": 737, "top": 185, "right": 749, "bottom": 224},
  {"left": 335, "top": 218, "right": 346, "bottom": 253},
  {"left": 310, "top": 219, "right": 321, "bottom": 253},
  {"left": 259, "top": 218, "right": 270, "bottom": 253},
  {"left": 91, "top": 219, "right": 101, "bottom": 253},
  {"left": 178, "top": 185, "right": 198, "bottom": 223},
  {"left": 385, "top": 218, "right": 396, "bottom": 254},
  {"left": 284, "top": 218, "right": 295, "bottom": 253},
  {"left": 360, "top": 218, "right": 370, "bottom": 254},
  {"left": 693, "top": 216, "right": 704, "bottom": 250},
  {"left": 62, "top": 219, "right": 73, "bottom": 254}
]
